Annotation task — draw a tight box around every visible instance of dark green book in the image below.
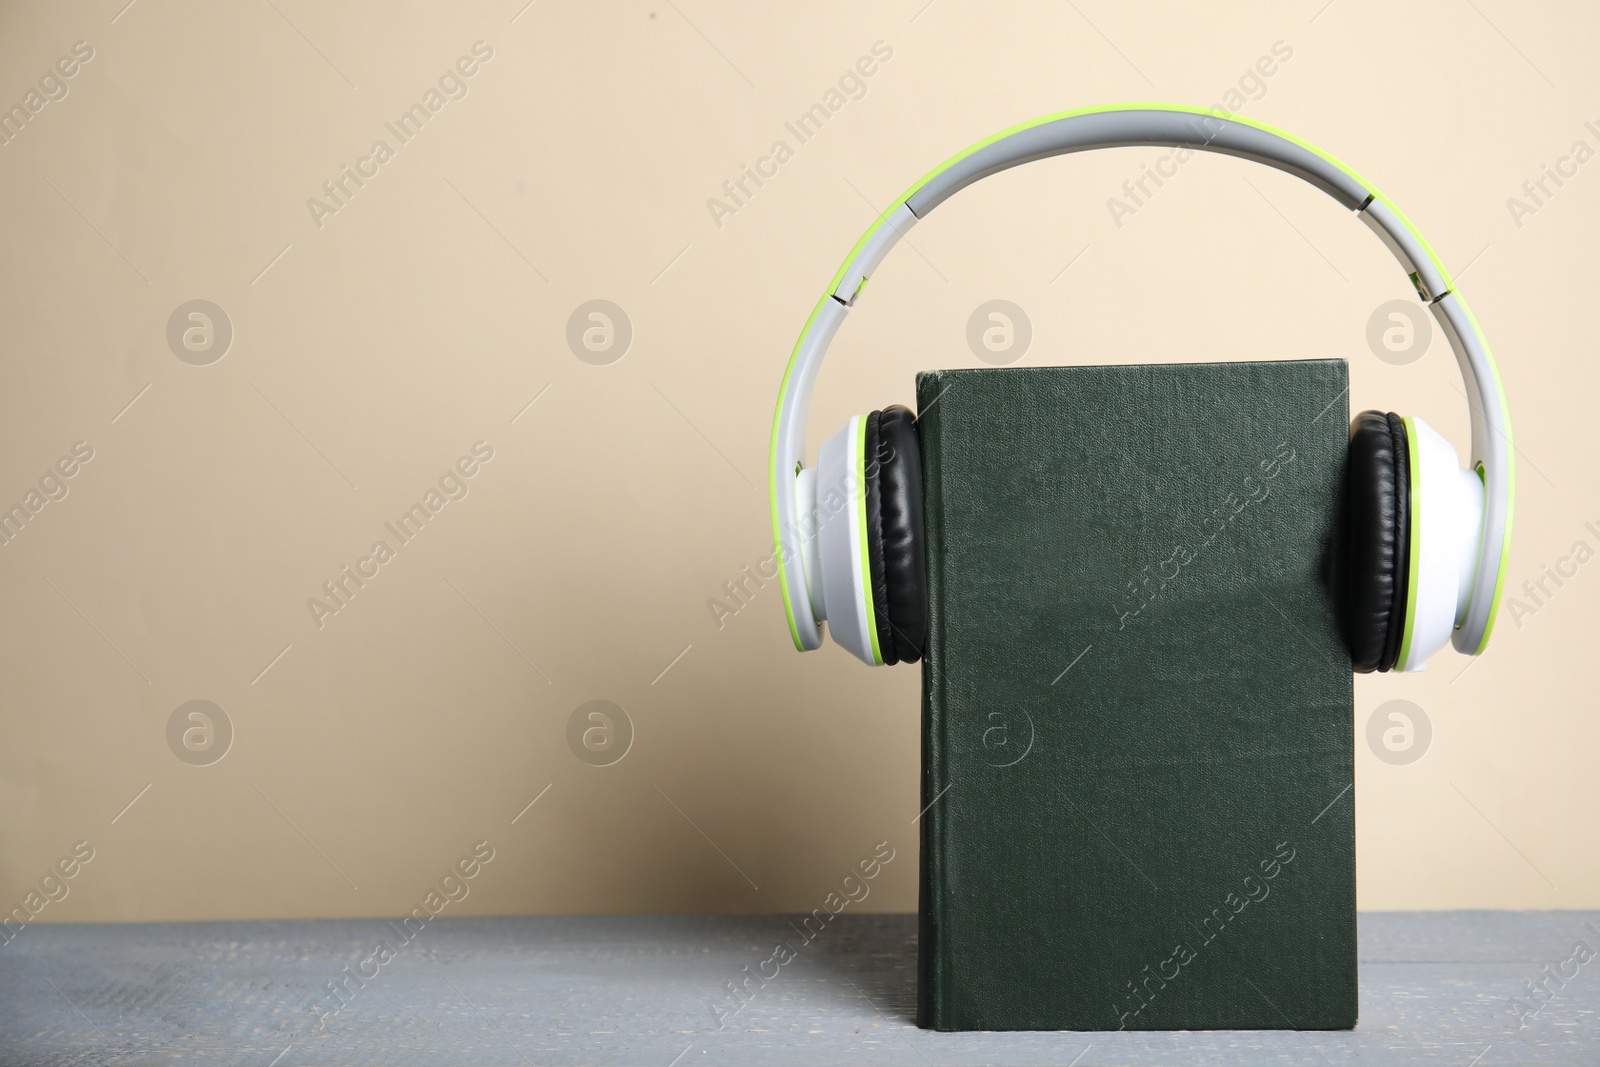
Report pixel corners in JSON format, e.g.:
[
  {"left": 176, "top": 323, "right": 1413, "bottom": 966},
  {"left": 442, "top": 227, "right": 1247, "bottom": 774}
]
[{"left": 916, "top": 360, "right": 1355, "bottom": 1032}]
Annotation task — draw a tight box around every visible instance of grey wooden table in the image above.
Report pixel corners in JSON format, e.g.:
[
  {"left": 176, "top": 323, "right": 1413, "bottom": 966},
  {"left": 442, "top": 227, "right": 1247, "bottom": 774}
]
[{"left": 1, "top": 912, "right": 1595, "bottom": 1066}]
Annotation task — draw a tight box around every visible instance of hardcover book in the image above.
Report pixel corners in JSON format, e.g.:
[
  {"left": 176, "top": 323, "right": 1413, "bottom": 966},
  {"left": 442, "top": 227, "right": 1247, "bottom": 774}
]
[{"left": 915, "top": 360, "right": 1355, "bottom": 1031}]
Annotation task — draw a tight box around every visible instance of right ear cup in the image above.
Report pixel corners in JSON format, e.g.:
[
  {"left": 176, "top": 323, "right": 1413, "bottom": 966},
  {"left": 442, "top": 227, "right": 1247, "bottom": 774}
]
[
  {"left": 1347, "top": 410, "right": 1411, "bottom": 672},
  {"left": 863, "top": 405, "right": 926, "bottom": 664}
]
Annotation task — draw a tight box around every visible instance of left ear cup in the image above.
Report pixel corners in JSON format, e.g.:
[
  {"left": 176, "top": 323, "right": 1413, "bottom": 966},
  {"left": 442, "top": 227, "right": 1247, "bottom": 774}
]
[
  {"left": 812, "top": 414, "right": 880, "bottom": 664},
  {"left": 863, "top": 405, "right": 925, "bottom": 664},
  {"left": 808, "top": 406, "right": 927, "bottom": 666}
]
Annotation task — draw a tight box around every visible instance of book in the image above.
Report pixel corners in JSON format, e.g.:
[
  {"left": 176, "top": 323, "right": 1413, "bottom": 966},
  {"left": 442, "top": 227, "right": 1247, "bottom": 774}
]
[{"left": 916, "top": 360, "right": 1355, "bottom": 1031}]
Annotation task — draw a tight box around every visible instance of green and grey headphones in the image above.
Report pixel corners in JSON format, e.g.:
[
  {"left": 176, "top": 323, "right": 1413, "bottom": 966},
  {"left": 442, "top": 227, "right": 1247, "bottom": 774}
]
[{"left": 769, "top": 104, "right": 1513, "bottom": 674}]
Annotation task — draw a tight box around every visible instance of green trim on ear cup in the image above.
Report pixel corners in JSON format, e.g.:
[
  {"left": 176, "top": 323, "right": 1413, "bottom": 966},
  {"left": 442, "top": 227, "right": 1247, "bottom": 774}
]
[
  {"left": 1396, "top": 415, "right": 1424, "bottom": 670},
  {"left": 856, "top": 414, "right": 884, "bottom": 666}
]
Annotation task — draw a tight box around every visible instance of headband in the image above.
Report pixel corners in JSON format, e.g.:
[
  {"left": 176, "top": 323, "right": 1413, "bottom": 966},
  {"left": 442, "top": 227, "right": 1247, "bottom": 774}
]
[{"left": 769, "top": 104, "right": 1513, "bottom": 658}]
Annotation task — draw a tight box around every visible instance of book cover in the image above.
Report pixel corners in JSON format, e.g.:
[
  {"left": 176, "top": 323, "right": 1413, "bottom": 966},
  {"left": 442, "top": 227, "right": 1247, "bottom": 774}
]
[{"left": 916, "top": 360, "right": 1355, "bottom": 1031}]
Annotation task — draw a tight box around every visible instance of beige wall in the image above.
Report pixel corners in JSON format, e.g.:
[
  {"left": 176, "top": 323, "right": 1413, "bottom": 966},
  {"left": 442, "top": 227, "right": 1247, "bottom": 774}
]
[{"left": 0, "top": 0, "right": 1595, "bottom": 924}]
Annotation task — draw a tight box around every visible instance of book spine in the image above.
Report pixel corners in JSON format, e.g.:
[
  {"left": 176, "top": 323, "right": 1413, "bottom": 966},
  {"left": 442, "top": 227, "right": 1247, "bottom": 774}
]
[{"left": 915, "top": 372, "right": 948, "bottom": 1030}]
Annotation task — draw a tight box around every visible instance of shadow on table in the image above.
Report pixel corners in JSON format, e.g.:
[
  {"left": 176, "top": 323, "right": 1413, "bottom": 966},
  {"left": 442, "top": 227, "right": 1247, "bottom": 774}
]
[{"left": 767, "top": 912, "right": 921, "bottom": 1025}]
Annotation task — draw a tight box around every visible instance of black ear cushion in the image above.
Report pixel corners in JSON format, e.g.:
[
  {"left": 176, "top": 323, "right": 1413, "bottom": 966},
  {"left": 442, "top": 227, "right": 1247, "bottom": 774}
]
[
  {"left": 1379, "top": 413, "right": 1412, "bottom": 671},
  {"left": 863, "top": 412, "right": 895, "bottom": 664},
  {"left": 1347, "top": 411, "right": 1411, "bottom": 673},
  {"left": 863, "top": 405, "right": 926, "bottom": 664}
]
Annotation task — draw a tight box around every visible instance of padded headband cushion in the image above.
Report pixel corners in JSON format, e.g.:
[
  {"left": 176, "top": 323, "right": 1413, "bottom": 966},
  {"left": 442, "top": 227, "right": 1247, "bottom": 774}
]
[
  {"left": 1347, "top": 410, "right": 1411, "bottom": 673},
  {"left": 863, "top": 405, "right": 926, "bottom": 664}
]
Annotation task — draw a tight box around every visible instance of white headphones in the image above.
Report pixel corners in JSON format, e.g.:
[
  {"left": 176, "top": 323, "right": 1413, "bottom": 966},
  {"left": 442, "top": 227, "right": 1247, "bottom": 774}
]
[{"left": 769, "top": 105, "right": 1514, "bottom": 673}]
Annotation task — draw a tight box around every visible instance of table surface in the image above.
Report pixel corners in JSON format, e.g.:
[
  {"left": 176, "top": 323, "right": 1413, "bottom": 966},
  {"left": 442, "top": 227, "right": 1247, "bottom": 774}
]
[{"left": 2, "top": 911, "right": 1596, "bottom": 1066}]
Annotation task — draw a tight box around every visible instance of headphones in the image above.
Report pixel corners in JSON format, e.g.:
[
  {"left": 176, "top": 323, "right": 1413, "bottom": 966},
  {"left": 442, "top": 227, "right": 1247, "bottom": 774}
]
[{"left": 769, "top": 105, "right": 1514, "bottom": 673}]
